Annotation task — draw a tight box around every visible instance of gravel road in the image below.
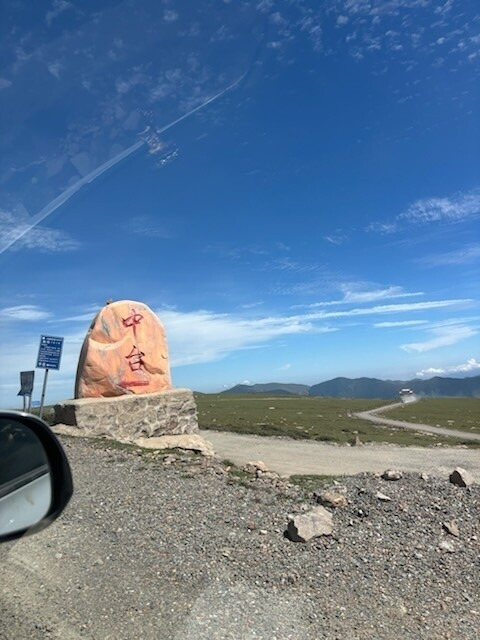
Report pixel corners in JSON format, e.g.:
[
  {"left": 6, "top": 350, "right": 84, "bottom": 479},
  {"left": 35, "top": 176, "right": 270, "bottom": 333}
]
[
  {"left": 355, "top": 403, "right": 480, "bottom": 443},
  {"left": 202, "top": 430, "right": 480, "bottom": 477},
  {"left": 1, "top": 437, "right": 479, "bottom": 639}
]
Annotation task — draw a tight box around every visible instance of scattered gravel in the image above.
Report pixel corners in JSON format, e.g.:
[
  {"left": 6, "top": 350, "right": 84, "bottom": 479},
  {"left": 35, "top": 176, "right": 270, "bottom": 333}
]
[{"left": 1, "top": 437, "right": 479, "bottom": 639}]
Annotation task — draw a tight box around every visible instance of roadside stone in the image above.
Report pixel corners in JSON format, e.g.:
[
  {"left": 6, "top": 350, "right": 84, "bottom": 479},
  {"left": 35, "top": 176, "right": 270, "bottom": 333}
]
[
  {"left": 443, "top": 519, "right": 460, "bottom": 538},
  {"left": 449, "top": 467, "right": 474, "bottom": 487},
  {"left": 420, "top": 473, "right": 429, "bottom": 481},
  {"left": 382, "top": 469, "right": 403, "bottom": 481},
  {"left": 439, "top": 540, "right": 456, "bottom": 553},
  {"left": 315, "top": 490, "right": 348, "bottom": 508},
  {"left": 376, "top": 491, "right": 392, "bottom": 502},
  {"left": 244, "top": 460, "right": 269, "bottom": 474},
  {"left": 286, "top": 506, "right": 333, "bottom": 542}
]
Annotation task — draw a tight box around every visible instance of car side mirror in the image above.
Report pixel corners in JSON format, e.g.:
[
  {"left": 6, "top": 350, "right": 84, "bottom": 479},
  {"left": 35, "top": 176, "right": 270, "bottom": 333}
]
[{"left": 0, "top": 411, "right": 73, "bottom": 543}]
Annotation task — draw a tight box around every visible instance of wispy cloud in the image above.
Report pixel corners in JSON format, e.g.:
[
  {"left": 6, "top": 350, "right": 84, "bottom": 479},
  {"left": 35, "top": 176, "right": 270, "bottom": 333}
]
[
  {"left": 416, "top": 358, "right": 480, "bottom": 378},
  {"left": 369, "top": 188, "right": 480, "bottom": 234},
  {"left": 311, "top": 299, "right": 472, "bottom": 321},
  {"left": 158, "top": 308, "right": 335, "bottom": 367},
  {"left": 46, "top": 0, "right": 73, "bottom": 27},
  {"left": 401, "top": 324, "right": 477, "bottom": 353},
  {"left": 419, "top": 243, "right": 480, "bottom": 266},
  {"left": 0, "top": 210, "right": 79, "bottom": 253},
  {"left": 302, "top": 285, "right": 424, "bottom": 308},
  {"left": 0, "top": 305, "right": 52, "bottom": 321},
  {"left": 53, "top": 305, "right": 102, "bottom": 323},
  {"left": 122, "top": 215, "right": 171, "bottom": 239},
  {"left": 374, "top": 320, "right": 429, "bottom": 328},
  {"left": 277, "top": 363, "right": 291, "bottom": 371},
  {"left": 160, "top": 298, "right": 471, "bottom": 365},
  {"left": 323, "top": 234, "right": 346, "bottom": 245},
  {"left": 399, "top": 189, "right": 480, "bottom": 224}
]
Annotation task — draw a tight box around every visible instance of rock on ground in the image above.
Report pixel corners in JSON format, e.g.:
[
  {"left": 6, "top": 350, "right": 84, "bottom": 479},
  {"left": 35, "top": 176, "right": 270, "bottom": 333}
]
[
  {"left": 449, "top": 467, "right": 475, "bottom": 487},
  {"left": 287, "top": 506, "right": 333, "bottom": 542}
]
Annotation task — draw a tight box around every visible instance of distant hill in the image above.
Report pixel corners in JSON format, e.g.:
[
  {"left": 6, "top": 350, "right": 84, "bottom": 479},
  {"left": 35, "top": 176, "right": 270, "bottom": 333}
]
[
  {"left": 308, "top": 376, "right": 480, "bottom": 399},
  {"left": 220, "top": 376, "right": 480, "bottom": 398},
  {"left": 221, "top": 383, "right": 310, "bottom": 396}
]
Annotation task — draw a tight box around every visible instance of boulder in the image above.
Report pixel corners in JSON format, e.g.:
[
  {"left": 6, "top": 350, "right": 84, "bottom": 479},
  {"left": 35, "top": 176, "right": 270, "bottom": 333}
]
[
  {"left": 75, "top": 300, "right": 171, "bottom": 398},
  {"left": 449, "top": 467, "right": 474, "bottom": 487},
  {"left": 381, "top": 469, "right": 403, "bottom": 481},
  {"left": 315, "top": 490, "right": 348, "bottom": 508},
  {"left": 287, "top": 506, "right": 333, "bottom": 542},
  {"left": 244, "top": 460, "right": 269, "bottom": 475}
]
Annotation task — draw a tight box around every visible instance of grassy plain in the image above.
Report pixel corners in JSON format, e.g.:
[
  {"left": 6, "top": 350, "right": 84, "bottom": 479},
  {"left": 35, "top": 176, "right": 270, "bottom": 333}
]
[
  {"left": 378, "top": 397, "right": 480, "bottom": 434},
  {"left": 196, "top": 394, "right": 479, "bottom": 447}
]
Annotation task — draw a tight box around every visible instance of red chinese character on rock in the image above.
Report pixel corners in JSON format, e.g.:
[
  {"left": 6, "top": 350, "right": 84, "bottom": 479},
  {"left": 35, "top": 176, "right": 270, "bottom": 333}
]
[
  {"left": 122, "top": 309, "right": 144, "bottom": 336},
  {"left": 125, "top": 345, "right": 145, "bottom": 372}
]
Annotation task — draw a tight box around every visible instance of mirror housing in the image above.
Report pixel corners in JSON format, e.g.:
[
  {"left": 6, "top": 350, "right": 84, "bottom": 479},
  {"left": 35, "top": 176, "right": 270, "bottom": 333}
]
[{"left": 0, "top": 411, "right": 73, "bottom": 543}]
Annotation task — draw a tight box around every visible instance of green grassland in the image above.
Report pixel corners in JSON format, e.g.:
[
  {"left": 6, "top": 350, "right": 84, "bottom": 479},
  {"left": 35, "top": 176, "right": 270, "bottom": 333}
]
[
  {"left": 378, "top": 397, "right": 480, "bottom": 434},
  {"left": 196, "top": 394, "right": 479, "bottom": 447}
]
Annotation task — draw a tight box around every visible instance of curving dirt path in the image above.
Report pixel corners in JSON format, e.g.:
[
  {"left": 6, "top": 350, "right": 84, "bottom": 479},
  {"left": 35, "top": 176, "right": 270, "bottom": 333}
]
[
  {"left": 201, "top": 429, "right": 480, "bottom": 479},
  {"left": 354, "top": 402, "right": 480, "bottom": 442}
]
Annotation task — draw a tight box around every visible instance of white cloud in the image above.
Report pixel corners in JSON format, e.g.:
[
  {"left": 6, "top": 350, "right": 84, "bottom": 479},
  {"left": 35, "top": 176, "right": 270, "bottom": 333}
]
[
  {"left": 305, "top": 286, "right": 425, "bottom": 308},
  {"left": 158, "top": 309, "right": 335, "bottom": 367},
  {"left": 0, "top": 78, "right": 12, "bottom": 90},
  {"left": 164, "top": 10, "right": 179, "bottom": 22},
  {"left": 399, "top": 189, "right": 480, "bottom": 224},
  {"left": 0, "top": 210, "right": 79, "bottom": 253},
  {"left": 0, "top": 305, "right": 52, "bottom": 321},
  {"left": 416, "top": 358, "right": 480, "bottom": 377},
  {"left": 46, "top": 0, "right": 73, "bottom": 26},
  {"left": 278, "top": 363, "right": 291, "bottom": 371},
  {"left": 420, "top": 243, "right": 480, "bottom": 266},
  {"left": 323, "top": 234, "right": 345, "bottom": 245},
  {"left": 401, "top": 324, "right": 477, "bottom": 353},
  {"left": 122, "top": 215, "right": 171, "bottom": 238},
  {"left": 312, "top": 299, "right": 472, "bottom": 320},
  {"left": 374, "top": 320, "right": 429, "bottom": 328},
  {"left": 159, "top": 299, "right": 470, "bottom": 366},
  {"left": 340, "top": 285, "right": 423, "bottom": 304},
  {"left": 47, "top": 61, "right": 63, "bottom": 79},
  {"left": 370, "top": 188, "right": 480, "bottom": 235}
]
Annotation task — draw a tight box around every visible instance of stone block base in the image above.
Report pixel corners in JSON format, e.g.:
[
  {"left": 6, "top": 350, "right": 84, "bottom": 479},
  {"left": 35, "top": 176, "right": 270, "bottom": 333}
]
[{"left": 54, "top": 388, "right": 198, "bottom": 440}]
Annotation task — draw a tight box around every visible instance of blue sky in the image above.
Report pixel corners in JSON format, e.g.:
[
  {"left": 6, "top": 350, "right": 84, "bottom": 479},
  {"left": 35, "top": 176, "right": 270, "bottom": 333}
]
[{"left": 1, "top": 0, "right": 479, "bottom": 407}]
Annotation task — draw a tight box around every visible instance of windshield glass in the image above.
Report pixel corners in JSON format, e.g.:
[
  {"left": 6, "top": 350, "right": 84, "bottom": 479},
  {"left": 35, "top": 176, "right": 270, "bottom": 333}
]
[{"left": 1, "top": 1, "right": 479, "bottom": 638}]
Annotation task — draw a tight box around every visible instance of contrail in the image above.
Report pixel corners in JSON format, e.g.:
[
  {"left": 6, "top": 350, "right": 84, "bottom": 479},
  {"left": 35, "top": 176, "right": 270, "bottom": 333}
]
[{"left": 1, "top": 73, "right": 246, "bottom": 254}]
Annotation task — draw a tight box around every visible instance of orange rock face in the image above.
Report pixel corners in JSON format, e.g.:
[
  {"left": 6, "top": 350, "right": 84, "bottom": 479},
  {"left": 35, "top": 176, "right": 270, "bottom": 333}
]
[{"left": 75, "top": 300, "right": 172, "bottom": 398}]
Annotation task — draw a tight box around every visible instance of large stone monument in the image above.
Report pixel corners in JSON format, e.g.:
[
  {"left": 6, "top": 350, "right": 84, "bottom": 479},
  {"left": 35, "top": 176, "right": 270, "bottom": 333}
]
[{"left": 54, "top": 300, "right": 198, "bottom": 440}]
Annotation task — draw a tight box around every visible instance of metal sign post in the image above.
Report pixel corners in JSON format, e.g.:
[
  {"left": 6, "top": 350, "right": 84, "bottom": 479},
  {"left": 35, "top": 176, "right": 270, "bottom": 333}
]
[{"left": 36, "top": 336, "right": 64, "bottom": 419}]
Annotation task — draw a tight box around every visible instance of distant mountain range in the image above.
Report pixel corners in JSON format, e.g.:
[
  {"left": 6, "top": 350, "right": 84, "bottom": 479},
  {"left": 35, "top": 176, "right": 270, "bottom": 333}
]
[
  {"left": 222, "top": 376, "right": 480, "bottom": 398},
  {"left": 223, "top": 383, "right": 310, "bottom": 396}
]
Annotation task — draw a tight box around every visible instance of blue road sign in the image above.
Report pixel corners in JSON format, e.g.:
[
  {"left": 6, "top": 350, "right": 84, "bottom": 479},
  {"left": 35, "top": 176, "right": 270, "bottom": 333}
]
[
  {"left": 32, "top": 400, "right": 41, "bottom": 408},
  {"left": 36, "top": 335, "right": 64, "bottom": 370}
]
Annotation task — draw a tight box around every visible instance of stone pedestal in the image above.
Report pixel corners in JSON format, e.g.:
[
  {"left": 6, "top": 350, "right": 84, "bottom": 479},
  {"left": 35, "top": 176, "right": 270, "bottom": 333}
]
[{"left": 54, "top": 388, "right": 198, "bottom": 440}]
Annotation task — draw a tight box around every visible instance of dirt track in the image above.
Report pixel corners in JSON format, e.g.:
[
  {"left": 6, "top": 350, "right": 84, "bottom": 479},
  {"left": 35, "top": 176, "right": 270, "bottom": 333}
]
[
  {"left": 201, "top": 430, "right": 480, "bottom": 478},
  {"left": 354, "top": 402, "right": 480, "bottom": 442}
]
